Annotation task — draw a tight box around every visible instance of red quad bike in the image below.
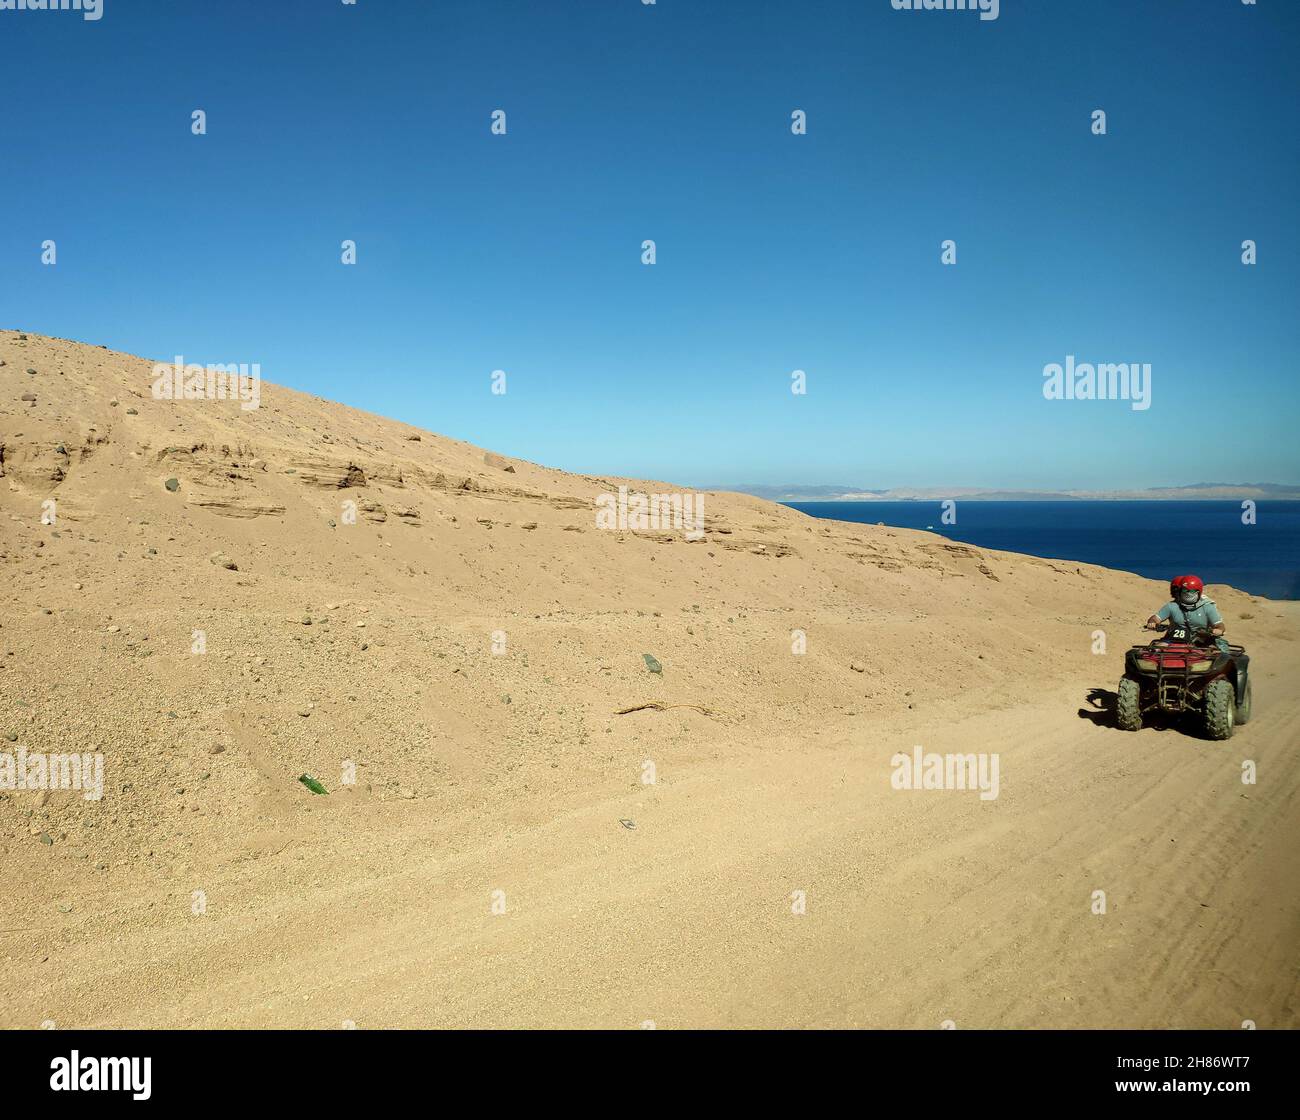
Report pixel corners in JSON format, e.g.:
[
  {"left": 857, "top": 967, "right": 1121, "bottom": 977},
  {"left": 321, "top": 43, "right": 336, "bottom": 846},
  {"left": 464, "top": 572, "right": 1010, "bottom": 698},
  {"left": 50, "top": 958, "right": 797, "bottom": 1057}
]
[{"left": 1117, "top": 622, "right": 1252, "bottom": 740}]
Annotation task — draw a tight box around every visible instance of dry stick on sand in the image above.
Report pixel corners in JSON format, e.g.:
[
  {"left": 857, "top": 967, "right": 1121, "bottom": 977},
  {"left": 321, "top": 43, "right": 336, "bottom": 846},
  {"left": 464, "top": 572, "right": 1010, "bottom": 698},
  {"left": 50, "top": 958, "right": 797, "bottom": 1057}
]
[{"left": 614, "top": 701, "right": 720, "bottom": 718}]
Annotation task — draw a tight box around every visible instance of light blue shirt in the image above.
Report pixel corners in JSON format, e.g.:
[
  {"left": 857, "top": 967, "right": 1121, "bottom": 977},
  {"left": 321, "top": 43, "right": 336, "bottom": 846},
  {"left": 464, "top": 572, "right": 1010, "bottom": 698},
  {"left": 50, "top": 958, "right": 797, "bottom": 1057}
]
[{"left": 1157, "top": 599, "right": 1222, "bottom": 631}]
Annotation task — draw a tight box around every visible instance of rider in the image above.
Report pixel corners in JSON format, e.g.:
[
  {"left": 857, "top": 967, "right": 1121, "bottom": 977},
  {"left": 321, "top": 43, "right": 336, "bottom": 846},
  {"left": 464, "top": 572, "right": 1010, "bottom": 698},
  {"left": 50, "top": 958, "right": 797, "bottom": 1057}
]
[{"left": 1144, "top": 574, "right": 1228, "bottom": 650}]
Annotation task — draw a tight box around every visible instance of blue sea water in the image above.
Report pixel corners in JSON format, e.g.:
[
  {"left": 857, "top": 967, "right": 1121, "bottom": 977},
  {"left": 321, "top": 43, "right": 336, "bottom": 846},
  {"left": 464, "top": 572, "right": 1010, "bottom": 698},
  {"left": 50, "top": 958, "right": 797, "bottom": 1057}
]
[{"left": 783, "top": 500, "right": 1300, "bottom": 601}]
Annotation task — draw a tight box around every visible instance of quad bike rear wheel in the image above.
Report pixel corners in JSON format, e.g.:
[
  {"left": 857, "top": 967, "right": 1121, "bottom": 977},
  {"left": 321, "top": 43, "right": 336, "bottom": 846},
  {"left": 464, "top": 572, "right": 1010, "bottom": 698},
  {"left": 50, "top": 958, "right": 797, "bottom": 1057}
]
[
  {"left": 1236, "top": 679, "right": 1253, "bottom": 725},
  {"left": 1116, "top": 678, "right": 1142, "bottom": 731},
  {"left": 1204, "top": 678, "right": 1236, "bottom": 740}
]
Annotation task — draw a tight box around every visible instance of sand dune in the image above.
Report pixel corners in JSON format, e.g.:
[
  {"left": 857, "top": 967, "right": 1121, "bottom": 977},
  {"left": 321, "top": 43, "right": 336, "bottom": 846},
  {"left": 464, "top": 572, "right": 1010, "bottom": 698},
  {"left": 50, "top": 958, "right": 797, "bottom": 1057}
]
[{"left": 2, "top": 330, "right": 1297, "bottom": 1028}]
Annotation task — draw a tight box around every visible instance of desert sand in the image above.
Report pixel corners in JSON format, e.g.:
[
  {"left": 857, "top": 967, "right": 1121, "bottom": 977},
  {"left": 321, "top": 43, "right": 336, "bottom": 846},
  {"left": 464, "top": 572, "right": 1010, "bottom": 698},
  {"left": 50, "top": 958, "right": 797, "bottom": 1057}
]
[{"left": 2, "top": 329, "right": 1297, "bottom": 1029}]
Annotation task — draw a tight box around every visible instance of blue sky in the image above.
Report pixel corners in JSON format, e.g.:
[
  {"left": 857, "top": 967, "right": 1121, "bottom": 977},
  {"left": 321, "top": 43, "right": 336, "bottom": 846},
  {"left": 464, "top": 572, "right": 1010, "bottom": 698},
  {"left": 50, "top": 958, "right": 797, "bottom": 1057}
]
[{"left": 2, "top": 0, "right": 1297, "bottom": 489}]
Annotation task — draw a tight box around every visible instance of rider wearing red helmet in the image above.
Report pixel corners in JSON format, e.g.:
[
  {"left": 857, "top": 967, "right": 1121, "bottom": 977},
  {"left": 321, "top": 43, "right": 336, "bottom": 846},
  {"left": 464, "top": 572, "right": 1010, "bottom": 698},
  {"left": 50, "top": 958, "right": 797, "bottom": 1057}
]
[{"left": 1145, "top": 575, "right": 1227, "bottom": 647}]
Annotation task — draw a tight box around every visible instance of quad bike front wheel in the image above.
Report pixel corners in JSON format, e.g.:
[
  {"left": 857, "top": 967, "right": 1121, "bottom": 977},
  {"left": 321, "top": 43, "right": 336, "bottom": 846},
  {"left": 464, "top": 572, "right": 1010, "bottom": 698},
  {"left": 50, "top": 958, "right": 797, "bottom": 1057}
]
[
  {"left": 1116, "top": 678, "right": 1142, "bottom": 732},
  {"left": 1236, "top": 679, "right": 1253, "bottom": 725},
  {"left": 1204, "top": 679, "right": 1236, "bottom": 740}
]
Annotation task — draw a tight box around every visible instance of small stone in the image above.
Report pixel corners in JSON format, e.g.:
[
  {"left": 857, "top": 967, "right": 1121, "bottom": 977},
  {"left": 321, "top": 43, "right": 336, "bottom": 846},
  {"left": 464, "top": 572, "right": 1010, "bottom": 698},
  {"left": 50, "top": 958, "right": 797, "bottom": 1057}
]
[
  {"left": 850, "top": 661, "right": 866, "bottom": 673},
  {"left": 39, "top": 832, "right": 53, "bottom": 846},
  {"left": 642, "top": 653, "right": 663, "bottom": 674},
  {"left": 164, "top": 477, "right": 180, "bottom": 492},
  {"left": 20, "top": 392, "right": 36, "bottom": 402},
  {"left": 126, "top": 408, "right": 138, "bottom": 415},
  {"left": 106, "top": 625, "right": 120, "bottom": 634}
]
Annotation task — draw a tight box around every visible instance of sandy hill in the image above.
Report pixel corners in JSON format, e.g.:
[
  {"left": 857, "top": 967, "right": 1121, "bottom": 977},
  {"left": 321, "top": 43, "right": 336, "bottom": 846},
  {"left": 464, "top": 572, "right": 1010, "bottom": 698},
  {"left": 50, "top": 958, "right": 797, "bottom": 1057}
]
[{"left": 2, "top": 329, "right": 1297, "bottom": 1028}]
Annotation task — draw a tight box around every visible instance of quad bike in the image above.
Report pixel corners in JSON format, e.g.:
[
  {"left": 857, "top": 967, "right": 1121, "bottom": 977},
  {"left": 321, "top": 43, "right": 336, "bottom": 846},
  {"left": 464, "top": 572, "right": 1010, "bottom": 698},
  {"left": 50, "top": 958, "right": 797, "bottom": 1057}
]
[{"left": 1117, "top": 622, "right": 1252, "bottom": 740}]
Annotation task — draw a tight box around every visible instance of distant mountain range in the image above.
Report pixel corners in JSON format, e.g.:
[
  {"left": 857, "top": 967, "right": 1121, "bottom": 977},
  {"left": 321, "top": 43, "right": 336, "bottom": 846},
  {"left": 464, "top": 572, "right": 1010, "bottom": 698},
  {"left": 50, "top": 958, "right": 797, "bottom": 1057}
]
[{"left": 706, "top": 482, "right": 1300, "bottom": 502}]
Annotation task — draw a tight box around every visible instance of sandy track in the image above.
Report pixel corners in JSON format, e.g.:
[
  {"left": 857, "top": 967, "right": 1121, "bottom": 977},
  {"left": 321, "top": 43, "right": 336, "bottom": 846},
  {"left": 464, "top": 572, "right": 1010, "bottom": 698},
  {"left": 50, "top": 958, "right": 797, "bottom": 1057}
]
[
  {"left": 3, "top": 331, "right": 1296, "bottom": 1029},
  {"left": 11, "top": 644, "right": 1297, "bottom": 1030}
]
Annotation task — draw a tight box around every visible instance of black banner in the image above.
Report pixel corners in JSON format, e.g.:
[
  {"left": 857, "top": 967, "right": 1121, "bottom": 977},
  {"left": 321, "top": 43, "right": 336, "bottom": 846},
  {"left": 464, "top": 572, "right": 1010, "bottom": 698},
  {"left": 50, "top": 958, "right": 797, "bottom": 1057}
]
[{"left": 2, "top": 1028, "right": 1288, "bottom": 1105}]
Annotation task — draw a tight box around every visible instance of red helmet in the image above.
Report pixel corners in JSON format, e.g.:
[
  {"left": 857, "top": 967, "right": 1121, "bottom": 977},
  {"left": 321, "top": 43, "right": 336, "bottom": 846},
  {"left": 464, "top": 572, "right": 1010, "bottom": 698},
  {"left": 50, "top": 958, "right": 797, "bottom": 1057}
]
[{"left": 1171, "top": 574, "right": 1204, "bottom": 610}]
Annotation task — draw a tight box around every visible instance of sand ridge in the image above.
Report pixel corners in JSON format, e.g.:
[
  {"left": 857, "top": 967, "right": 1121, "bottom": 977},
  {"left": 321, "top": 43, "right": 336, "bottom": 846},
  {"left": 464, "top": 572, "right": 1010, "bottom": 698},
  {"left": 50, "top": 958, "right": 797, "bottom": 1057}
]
[{"left": 2, "top": 330, "right": 1297, "bottom": 1027}]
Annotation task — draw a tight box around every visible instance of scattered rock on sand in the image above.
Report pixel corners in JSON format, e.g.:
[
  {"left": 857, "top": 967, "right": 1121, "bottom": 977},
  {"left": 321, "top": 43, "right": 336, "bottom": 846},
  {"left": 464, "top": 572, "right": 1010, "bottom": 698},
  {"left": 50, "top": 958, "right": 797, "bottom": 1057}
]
[{"left": 2, "top": 328, "right": 1292, "bottom": 1031}]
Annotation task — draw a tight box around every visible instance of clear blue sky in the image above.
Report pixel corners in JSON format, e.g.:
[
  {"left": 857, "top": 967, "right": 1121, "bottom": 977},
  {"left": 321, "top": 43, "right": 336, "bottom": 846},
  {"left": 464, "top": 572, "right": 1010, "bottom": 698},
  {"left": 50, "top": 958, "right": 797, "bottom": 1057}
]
[{"left": 3, "top": 0, "right": 1297, "bottom": 490}]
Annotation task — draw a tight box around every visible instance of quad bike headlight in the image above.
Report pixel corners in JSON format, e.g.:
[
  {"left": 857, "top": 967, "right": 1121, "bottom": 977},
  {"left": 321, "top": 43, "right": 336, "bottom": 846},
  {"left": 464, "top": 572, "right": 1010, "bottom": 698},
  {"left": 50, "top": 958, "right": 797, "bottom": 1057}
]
[
  {"left": 1135, "top": 658, "right": 1158, "bottom": 670},
  {"left": 1189, "top": 660, "right": 1213, "bottom": 672}
]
